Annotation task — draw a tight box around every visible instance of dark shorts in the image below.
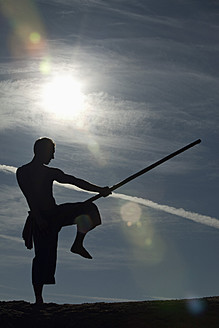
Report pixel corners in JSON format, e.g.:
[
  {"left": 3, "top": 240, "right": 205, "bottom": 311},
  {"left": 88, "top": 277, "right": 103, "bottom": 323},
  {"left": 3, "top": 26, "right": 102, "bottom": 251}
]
[
  {"left": 32, "top": 202, "right": 101, "bottom": 285},
  {"left": 39, "top": 202, "right": 101, "bottom": 233}
]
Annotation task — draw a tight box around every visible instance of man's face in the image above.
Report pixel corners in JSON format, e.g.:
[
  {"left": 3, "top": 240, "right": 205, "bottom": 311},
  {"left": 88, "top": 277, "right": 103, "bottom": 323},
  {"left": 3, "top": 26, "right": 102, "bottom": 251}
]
[{"left": 43, "top": 146, "right": 55, "bottom": 165}]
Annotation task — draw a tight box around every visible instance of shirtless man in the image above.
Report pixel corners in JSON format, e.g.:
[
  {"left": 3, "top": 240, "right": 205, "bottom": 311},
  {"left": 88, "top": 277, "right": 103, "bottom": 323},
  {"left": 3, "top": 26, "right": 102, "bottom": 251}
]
[{"left": 16, "top": 137, "right": 110, "bottom": 304}]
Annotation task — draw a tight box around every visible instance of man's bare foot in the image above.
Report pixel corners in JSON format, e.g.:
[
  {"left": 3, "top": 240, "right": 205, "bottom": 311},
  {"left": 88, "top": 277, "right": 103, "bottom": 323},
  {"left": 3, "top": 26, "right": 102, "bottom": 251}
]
[{"left": 70, "top": 245, "right": 92, "bottom": 259}]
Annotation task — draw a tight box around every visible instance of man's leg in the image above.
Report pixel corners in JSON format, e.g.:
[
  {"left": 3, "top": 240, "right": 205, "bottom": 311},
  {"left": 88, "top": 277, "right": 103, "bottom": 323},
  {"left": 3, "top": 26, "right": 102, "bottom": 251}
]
[
  {"left": 32, "top": 223, "right": 58, "bottom": 304},
  {"left": 57, "top": 202, "right": 101, "bottom": 259},
  {"left": 70, "top": 231, "right": 92, "bottom": 259},
  {"left": 33, "top": 284, "right": 44, "bottom": 304}
]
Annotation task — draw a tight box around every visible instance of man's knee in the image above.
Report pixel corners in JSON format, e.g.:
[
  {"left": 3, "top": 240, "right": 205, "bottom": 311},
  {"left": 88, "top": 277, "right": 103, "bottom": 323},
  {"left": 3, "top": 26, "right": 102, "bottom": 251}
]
[
  {"left": 75, "top": 214, "right": 93, "bottom": 233},
  {"left": 76, "top": 203, "right": 101, "bottom": 233}
]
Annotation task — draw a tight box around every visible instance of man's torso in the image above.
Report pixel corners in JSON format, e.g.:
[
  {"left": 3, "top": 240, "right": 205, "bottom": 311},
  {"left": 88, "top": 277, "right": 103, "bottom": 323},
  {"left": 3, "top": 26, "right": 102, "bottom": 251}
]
[{"left": 17, "top": 163, "right": 60, "bottom": 211}]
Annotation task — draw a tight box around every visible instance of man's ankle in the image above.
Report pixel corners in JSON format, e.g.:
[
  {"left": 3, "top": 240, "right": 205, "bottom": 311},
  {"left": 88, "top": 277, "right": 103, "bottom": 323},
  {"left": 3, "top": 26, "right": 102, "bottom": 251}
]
[{"left": 33, "top": 284, "right": 44, "bottom": 304}]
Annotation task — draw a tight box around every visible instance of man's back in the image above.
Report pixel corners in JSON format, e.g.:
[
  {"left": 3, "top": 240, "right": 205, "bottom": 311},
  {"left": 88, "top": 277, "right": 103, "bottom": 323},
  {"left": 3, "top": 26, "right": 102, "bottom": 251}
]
[{"left": 16, "top": 162, "right": 57, "bottom": 211}]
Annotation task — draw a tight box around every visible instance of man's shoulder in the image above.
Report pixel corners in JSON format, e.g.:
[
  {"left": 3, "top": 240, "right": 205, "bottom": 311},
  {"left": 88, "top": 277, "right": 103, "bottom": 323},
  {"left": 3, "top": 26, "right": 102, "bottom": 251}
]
[
  {"left": 16, "top": 163, "right": 31, "bottom": 174},
  {"left": 46, "top": 166, "right": 64, "bottom": 177},
  {"left": 46, "top": 166, "right": 62, "bottom": 172}
]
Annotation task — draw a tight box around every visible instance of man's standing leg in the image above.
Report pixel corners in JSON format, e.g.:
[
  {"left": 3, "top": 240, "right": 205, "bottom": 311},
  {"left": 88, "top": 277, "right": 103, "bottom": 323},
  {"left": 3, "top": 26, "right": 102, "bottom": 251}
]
[
  {"left": 32, "top": 221, "right": 58, "bottom": 304},
  {"left": 33, "top": 284, "right": 44, "bottom": 304}
]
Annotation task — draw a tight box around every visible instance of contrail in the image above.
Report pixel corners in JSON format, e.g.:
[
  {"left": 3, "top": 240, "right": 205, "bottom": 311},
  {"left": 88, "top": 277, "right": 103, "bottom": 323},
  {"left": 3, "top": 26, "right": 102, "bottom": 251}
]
[
  {"left": 111, "top": 192, "right": 219, "bottom": 229},
  {"left": 1, "top": 164, "right": 218, "bottom": 229},
  {"left": 0, "top": 164, "right": 17, "bottom": 174}
]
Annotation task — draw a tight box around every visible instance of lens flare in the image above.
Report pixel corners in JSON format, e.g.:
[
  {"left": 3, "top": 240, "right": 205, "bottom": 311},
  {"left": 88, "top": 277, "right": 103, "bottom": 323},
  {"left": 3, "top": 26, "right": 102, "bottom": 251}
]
[
  {"left": 39, "top": 57, "right": 51, "bottom": 74},
  {"left": 75, "top": 215, "right": 92, "bottom": 234},
  {"left": 1, "top": 0, "right": 47, "bottom": 57},
  {"left": 86, "top": 136, "right": 108, "bottom": 166},
  {"left": 29, "top": 32, "right": 41, "bottom": 44},
  {"left": 186, "top": 298, "right": 206, "bottom": 316},
  {"left": 121, "top": 208, "right": 166, "bottom": 266},
  {"left": 120, "top": 201, "right": 142, "bottom": 226}
]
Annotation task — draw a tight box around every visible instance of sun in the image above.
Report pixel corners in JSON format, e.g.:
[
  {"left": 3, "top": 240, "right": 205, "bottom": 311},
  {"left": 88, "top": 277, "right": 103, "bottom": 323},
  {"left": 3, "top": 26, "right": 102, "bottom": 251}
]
[{"left": 42, "top": 74, "right": 85, "bottom": 120}]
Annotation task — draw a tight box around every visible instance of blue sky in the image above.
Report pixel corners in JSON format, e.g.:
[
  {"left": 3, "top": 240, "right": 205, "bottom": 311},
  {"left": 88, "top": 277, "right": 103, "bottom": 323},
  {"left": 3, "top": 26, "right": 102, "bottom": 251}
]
[{"left": 0, "top": 0, "right": 219, "bottom": 304}]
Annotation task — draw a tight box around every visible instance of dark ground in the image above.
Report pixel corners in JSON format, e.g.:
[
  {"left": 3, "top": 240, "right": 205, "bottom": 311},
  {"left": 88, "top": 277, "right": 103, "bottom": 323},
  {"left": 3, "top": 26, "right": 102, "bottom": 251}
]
[{"left": 0, "top": 296, "right": 218, "bottom": 328}]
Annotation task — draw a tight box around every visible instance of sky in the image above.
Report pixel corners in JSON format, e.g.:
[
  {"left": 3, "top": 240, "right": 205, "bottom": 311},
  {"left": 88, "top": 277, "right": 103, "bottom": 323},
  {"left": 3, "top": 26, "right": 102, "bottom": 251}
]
[{"left": 0, "top": 0, "right": 219, "bottom": 305}]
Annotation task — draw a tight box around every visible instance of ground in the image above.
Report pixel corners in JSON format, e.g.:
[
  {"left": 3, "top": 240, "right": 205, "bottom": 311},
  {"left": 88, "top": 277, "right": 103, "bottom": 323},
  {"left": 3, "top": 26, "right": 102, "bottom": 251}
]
[{"left": 0, "top": 297, "right": 219, "bottom": 327}]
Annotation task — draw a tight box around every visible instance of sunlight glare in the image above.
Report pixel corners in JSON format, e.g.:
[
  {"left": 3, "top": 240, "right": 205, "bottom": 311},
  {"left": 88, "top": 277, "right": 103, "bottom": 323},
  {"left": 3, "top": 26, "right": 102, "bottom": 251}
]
[
  {"left": 42, "top": 75, "right": 85, "bottom": 120},
  {"left": 120, "top": 201, "right": 142, "bottom": 226}
]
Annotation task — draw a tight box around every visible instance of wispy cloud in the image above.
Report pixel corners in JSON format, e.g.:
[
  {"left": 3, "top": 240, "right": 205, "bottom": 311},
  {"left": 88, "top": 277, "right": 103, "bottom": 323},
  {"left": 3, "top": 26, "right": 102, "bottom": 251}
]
[
  {"left": 0, "top": 164, "right": 17, "bottom": 174},
  {"left": 1, "top": 164, "right": 218, "bottom": 230},
  {"left": 0, "top": 233, "right": 23, "bottom": 244}
]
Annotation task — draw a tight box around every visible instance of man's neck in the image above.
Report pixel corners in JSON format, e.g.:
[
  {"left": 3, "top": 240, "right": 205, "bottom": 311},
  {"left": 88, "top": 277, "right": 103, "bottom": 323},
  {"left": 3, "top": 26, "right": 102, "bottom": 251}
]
[{"left": 31, "top": 156, "right": 45, "bottom": 166}]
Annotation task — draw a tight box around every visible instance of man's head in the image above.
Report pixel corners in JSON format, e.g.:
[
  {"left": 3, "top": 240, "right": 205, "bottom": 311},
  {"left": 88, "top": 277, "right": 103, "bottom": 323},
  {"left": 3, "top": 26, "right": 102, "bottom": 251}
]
[{"left": 33, "top": 137, "right": 55, "bottom": 164}]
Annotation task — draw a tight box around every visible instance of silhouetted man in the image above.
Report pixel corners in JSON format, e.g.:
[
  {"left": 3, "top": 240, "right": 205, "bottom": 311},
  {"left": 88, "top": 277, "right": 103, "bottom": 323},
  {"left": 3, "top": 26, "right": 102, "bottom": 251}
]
[{"left": 16, "top": 137, "right": 111, "bottom": 304}]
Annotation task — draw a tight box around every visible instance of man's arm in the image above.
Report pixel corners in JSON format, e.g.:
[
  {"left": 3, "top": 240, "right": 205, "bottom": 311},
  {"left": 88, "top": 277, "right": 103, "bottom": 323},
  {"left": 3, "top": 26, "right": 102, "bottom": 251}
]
[{"left": 54, "top": 169, "right": 111, "bottom": 197}]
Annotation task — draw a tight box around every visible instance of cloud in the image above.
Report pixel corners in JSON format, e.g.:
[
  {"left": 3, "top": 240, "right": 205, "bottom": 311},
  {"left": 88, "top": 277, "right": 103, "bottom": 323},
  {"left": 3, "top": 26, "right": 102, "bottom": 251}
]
[
  {"left": 1, "top": 164, "right": 218, "bottom": 231},
  {"left": 0, "top": 77, "right": 44, "bottom": 131},
  {"left": 0, "top": 233, "right": 23, "bottom": 244},
  {"left": 112, "top": 193, "right": 219, "bottom": 230},
  {"left": 0, "top": 164, "right": 17, "bottom": 174},
  {"left": 0, "top": 25, "right": 217, "bottom": 147}
]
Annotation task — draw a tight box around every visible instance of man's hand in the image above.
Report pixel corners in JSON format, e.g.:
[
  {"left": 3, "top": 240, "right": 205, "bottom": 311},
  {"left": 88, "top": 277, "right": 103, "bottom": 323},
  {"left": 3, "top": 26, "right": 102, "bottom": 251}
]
[{"left": 99, "top": 186, "right": 112, "bottom": 197}]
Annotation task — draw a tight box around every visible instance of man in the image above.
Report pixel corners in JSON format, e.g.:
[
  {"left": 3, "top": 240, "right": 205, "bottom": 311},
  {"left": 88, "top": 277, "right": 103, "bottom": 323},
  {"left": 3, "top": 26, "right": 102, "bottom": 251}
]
[{"left": 16, "top": 137, "right": 111, "bottom": 304}]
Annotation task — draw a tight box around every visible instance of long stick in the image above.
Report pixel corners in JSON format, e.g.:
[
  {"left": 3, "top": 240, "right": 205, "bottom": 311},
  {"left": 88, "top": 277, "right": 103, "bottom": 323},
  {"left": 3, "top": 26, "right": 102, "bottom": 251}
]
[{"left": 86, "top": 139, "right": 201, "bottom": 203}]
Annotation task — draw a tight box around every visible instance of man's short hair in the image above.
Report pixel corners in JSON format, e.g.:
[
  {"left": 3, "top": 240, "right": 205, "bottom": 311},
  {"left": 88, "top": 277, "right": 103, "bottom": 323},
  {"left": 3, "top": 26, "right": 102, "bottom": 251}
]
[{"left": 34, "top": 137, "right": 55, "bottom": 155}]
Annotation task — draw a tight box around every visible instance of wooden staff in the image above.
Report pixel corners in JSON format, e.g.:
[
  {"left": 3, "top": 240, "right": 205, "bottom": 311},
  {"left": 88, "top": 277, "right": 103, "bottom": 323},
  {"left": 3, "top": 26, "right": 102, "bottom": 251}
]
[{"left": 86, "top": 139, "right": 201, "bottom": 203}]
